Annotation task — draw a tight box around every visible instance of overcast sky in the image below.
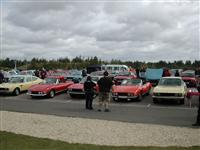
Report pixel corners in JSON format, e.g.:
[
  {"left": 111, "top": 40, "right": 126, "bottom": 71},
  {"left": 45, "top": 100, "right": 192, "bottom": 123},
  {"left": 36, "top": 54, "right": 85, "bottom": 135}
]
[{"left": 1, "top": 0, "right": 199, "bottom": 62}]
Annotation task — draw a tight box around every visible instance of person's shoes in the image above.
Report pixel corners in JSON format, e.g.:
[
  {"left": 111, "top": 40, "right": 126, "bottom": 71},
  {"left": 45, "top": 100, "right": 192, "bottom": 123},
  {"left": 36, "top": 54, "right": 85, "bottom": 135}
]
[
  {"left": 98, "top": 109, "right": 101, "bottom": 112},
  {"left": 192, "top": 123, "right": 200, "bottom": 126},
  {"left": 104, "top": 109, "right": 110, "bottom": 112}
]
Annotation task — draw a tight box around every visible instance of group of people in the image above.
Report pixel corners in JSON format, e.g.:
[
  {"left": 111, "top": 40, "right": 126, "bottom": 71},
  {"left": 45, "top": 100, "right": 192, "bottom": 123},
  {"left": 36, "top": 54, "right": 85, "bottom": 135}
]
[
  {"left": 83, "top": 71, "right": 113, "bottom": 112},
  {"left": 34, "top": 68, "right": 47, "bottom": 79}
]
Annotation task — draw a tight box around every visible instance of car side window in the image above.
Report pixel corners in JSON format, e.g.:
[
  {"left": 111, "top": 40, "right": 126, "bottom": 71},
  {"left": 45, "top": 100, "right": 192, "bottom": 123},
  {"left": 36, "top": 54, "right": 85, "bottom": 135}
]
[{"left": 26, "top": 77, "right": 32, "bottom": 82}]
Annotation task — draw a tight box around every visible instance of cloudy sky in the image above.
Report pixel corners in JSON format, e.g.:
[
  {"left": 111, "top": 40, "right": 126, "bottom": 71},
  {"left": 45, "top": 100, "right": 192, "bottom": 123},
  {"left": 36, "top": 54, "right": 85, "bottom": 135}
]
[{"left": 1, "top": 0, "right": 199, "bottom": 62}]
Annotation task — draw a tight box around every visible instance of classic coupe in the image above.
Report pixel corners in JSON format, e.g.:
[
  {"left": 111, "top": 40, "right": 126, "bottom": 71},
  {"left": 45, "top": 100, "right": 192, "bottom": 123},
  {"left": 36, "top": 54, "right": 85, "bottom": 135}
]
[
  {"left": 114, "top": 71, "right": 137, "bottom": 85},
  {"left": 112, "top": 78, "right": 152, "bottom": 101},
  {"left": 152, "top": 77, "right": 187, "bottom": 104},
  {"left": 27, "top": 76, "right": 73, "bottom": 98},
  {"left": 0, "top": 75, "right": 43, "bottom": 95},
  {"left": 68, "top": 76, "right": 100, "bottom": 98}
]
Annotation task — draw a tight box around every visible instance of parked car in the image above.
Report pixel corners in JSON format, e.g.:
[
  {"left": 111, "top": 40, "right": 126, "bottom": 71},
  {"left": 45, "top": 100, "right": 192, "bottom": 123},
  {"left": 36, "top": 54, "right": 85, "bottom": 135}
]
[
  {"left": 68, "top": 76, "right": 100, "bottom": 98},
  {"left": 27, "top": 76, "right": 73, "bottom": 98},
  {"left": 112, "top": 78, "right": 152, "bottom": 101},
  {"left": 152, "top": 77, "right": 187, "bottom": 104},
  {"left": 0, "top": 75, "right": 43, "bottom": 95},
  {"left": 114, "top": 71, "right": 137, "bottom": 85},
  {"left": 66, "top": 70, "right": 83, "bottom": 83}
]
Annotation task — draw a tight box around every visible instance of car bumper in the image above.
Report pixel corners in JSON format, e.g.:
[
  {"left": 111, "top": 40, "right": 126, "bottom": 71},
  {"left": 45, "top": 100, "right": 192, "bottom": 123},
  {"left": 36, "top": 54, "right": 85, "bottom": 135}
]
[
  {"left": 27, "top": 92, "right": 47, "bottom": 96},
  {"left": 152, "top": 96, "right": 184, "bottom": 99},
  {"left": 68, "top": 91, "right": 85, "bottom": 95},
  {"left": 112, "top": 95, "right": 138, "bottom": 99}
]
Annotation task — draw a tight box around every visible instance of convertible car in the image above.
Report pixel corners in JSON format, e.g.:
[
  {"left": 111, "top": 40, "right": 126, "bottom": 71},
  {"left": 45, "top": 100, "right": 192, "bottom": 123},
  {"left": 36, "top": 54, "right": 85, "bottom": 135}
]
[
  {"left": 67, "top": 76, "right": 100, "bottom": 98},
  {"left": 0, "top": 75, "right": 43, "bottom": 95},
  {"left": 112, "top": 78, "right": 152, "bottom": 101},
  {"left": 27, "top": 76, "right": 73, "bottom": 98},
  {"left": 152, "top": 77, "right": 187, "bottom": 104}
]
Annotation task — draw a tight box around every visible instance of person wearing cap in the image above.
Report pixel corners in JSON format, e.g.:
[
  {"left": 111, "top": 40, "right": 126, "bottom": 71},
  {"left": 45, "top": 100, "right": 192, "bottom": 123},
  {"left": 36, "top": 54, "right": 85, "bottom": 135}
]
[
  {"left": 97, "top": 71, "right": 113, "bottom": 112},
  {"left": 84, "top": 76, "right": 96, "bottom": 110}
]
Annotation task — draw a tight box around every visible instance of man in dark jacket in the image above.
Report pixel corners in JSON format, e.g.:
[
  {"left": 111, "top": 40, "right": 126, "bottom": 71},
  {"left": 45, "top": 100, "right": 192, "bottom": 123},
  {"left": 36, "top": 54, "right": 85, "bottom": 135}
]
[
  {"left": 97, "top": 71, "right": 113, "bottom": 112},
  {"left": 84, "top": 76, "right": 96, "bottom": 110}
]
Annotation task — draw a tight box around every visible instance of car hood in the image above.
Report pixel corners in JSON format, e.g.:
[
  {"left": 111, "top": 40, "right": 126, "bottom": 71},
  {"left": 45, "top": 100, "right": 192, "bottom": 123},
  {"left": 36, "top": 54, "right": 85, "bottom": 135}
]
[
  {"left": 153, "top": 86, "right": 184, "bottom": 93},
  {"left": 112, "top": 85, "right": 140, "bottom": 93},
  {"left": 29, "top": 84, "right": 53, "bottom": 91},
  {"left": 0, "top": 83, "right": 19, "bottom": 88},
  {"left": 68, "top": 83, "right": 83, "bottom": 89}
]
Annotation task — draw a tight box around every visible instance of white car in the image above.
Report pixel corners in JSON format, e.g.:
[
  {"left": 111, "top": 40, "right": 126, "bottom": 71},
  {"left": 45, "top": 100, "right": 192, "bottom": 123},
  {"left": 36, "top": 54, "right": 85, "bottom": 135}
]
[{"left": 152, "top": 77, "right": 187, "bottom": 104}]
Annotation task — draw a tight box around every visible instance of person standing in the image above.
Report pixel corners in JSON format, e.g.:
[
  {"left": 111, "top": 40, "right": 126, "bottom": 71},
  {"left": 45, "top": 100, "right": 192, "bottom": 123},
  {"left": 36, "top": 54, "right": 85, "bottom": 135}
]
[
  {"left": 97, "top": 71, "right": 113, "bottom": 112},
  {"left": 0, "top": 70, "right": 4, "bottom": 84},
  {"left": 175, "top": 70, "right": 180, "bottom": 77},
  {"left": 192, "top": 86, "right": 200, "bottom": 126},
  {"left": 84, "top": 76, "right": 96, "bottom": 110}
]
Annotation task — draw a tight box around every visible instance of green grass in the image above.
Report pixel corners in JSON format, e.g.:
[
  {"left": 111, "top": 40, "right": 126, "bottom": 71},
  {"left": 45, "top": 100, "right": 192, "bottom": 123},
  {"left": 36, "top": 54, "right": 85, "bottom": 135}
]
[{"left": 0, "top": 131, "right": 199, "bottom": 150}]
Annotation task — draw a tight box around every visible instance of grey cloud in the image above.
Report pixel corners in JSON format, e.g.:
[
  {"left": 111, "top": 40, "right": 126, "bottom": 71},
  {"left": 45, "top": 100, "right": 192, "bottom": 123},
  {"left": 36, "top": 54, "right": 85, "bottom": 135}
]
[{"left": 2, "top": 1, "right": 199, "bottom": 61}]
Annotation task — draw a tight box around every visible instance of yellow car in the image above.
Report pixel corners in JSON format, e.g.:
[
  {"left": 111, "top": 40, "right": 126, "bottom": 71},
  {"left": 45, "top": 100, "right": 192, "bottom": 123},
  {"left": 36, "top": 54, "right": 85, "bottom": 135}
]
[
  {"left": 0, "top": 75, "right": 43, "bottom": 95},
  {"left": 152, "top": 77, "right": 187, "bottom": 104}
]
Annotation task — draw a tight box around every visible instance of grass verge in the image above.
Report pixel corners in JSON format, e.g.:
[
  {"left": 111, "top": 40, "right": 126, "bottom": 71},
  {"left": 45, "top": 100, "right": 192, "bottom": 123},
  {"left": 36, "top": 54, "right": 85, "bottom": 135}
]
[{"left": 0, "top": 131, "right": 199, "bottom": 150}]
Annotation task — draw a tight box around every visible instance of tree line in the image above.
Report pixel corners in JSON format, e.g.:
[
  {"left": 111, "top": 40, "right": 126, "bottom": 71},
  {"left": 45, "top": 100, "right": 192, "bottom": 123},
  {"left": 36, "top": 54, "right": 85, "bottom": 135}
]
[{"left": 0, "top": 56, "right": 199, "bottom": 70}]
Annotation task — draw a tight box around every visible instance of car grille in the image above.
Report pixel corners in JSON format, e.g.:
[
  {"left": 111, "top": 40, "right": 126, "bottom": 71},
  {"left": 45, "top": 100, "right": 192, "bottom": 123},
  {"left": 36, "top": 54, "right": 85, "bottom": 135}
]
[
  {"left": 72, "top": 89, "right": 83, "bottom": 92},
  {"left": 0, "top": 88, "right": 8, "bottom": 91},
  {"left": 159, "top": 93, "right": 176, "bottom": 96},
  {"left": 31, "top": 91, "right": 39, "bottom": 94},
  {"left": 118, "top": 93, "right": 128, "bottom": 96}
]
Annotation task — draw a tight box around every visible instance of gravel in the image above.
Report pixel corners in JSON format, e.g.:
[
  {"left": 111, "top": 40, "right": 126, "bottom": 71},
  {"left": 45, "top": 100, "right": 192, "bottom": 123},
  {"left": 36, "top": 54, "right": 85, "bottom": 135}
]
[{"left": 1, "top": 111, "right": 200, "bottom": 146}]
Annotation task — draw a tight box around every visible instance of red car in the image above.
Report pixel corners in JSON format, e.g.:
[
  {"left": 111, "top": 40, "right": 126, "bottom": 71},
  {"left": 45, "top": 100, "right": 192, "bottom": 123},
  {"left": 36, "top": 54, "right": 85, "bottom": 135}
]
[
  {"left": 27, "top": 76, "right": 73, "bottom": 98},
  {"left": 67, "top": 76, "right": 100, "bottom": 98},
  {"left": 112, "top": 78, "right": 152, "bottom": 101},
  {"left": 114, "top": 71, "right": 137, "bottom": 85}
]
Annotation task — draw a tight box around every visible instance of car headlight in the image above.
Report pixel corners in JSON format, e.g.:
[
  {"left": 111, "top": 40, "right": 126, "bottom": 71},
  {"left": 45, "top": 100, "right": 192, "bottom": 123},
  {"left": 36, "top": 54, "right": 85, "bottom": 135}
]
[
  {"left": 128, "top": 93, "right": 134, "bottom": 96},
  {"left": 153, "top": 93, "right": 160, "bottom": 96},
  {"left": 112, "top": 92, "right": 118, "bottom": 96}
]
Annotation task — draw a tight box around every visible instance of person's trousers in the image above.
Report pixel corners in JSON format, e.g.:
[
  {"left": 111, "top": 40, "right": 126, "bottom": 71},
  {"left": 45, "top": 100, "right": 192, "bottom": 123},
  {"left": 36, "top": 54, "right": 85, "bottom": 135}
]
[{"left": 85, "top": 92, "right": 94, "bottom": 109}]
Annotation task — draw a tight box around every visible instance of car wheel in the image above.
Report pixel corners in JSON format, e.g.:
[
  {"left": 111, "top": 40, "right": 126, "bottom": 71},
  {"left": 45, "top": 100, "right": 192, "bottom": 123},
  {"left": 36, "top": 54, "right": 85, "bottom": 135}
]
[
  {"left": 179, "top": 98, "right": 185, "bottom": 105},
  {"left": 70, "top": 94, "right": 75, "bottom": 98},
  {"left": 153, "top": 98, "right": 158, "bottom": 104},
  {"left": 13, "top": 88, "right": 20, "bottom": 96},
  {"left": 137, "top": 94, "right": 142, "bottom": 101},
  {"left": 49, "top": 90, "right": 55, "bottom": 98}
]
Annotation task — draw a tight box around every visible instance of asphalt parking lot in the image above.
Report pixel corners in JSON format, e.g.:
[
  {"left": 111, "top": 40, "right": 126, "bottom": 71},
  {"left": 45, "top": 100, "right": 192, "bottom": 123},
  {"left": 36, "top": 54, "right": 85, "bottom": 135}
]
[{"left": 1, "top": 92, "right": 199, "bottom": 127}]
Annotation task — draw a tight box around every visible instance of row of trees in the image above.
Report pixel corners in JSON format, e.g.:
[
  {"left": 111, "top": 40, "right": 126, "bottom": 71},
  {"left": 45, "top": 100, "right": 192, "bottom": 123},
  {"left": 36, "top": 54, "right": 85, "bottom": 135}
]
[{"left": 0, "top": 56, "right": 199, "bottom": 70}]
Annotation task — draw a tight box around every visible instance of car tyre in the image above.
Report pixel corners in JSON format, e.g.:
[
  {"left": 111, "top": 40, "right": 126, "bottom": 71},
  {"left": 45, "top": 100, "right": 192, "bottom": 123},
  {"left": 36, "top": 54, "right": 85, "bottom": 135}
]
[
  {"left": 180, "top": 98, "right": 185, "bottom": 105},
  {"left": 13, "top": 88, "right": 20, "bottom": 96},
  {"left": 49, "top": 90, "right": 55, "bottom": 98},
  {"left": 137, "top": 94, "right": 142, "bottom": 101},
  {"left": 153, "top": 98, "right": 158, "bottom": 104},
  {"left": 69, "top": 94, "right": 75, "bottom": 98}
]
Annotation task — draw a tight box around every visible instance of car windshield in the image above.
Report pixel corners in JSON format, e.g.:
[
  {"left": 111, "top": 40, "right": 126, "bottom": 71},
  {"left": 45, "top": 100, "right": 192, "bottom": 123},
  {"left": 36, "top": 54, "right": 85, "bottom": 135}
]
[
  {"left": 158, "top": 78, "right": 181, "bottom": 86},
  {"left": 118, "top": 71, "right": 130, "bottom": 76},
  {"left": 44, "top": 78, "right": 57, "bottom": 84},
  {"left": 80, "top": 76, "right": 99, "bottom": 84},
  {"left": 121, "top": 79, "right": 141, "bottom": 86},
  {"left": 9, "top": 77, "right": 25, "bottom": 83},
  {"left": 181, "top": 71, "right": 195, "bottom": 77}
]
